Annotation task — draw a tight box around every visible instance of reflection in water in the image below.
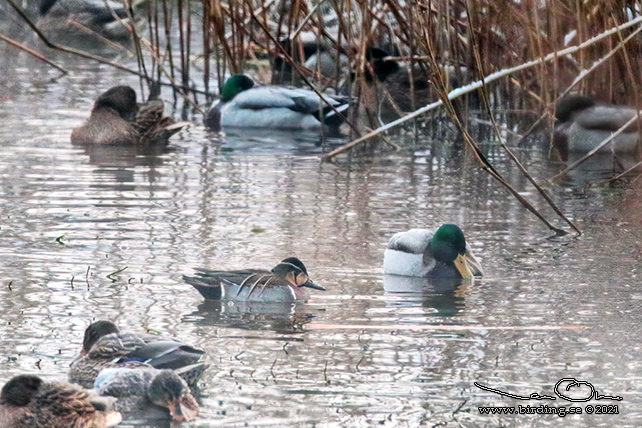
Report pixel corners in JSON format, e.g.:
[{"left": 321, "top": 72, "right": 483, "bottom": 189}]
[
  {"left": 76, "top": 143, "right": 170, "bottom": 168},
  {"left": 187, "top": 300, "right": 317, "bottom": 335},
  {"left": 73, "top": 143, "right": 170, "bottom": 193},
  {"left": 559, "top": 152, "right": 642, "bottom": 184},
  {"left": 211, "top": 127, "right": 335, "bottom": 155},
  {"left": 383, "top": 275, "right": 470, "bottom": 317},
  {"left": 0, "top": 45, "right": 642, "bottom": 426}
]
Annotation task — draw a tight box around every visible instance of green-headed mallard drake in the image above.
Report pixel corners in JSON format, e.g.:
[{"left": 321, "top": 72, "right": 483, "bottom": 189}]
[
  {"left": 0, "top": 374, "right": 122, "bottom": 428},
  {"left": 184, "top": 257, "right": 326, "bottom": 302},
  {"left": 204, "top": 74, "right": 350, "bottom": 132},
  {"left": 71, "top": 85, "right": 188, "bottom": 146},
  {"left": 92, "top": 368, "right": 199, "bottom": 422},
  {"left": 383, "top": 224, "right": 483, "bottom": 279},
  {"left": 69, "top": 320, "right": 208, "bottom": 389},
  {"left": 553, "top": 94, "right": 641, "bottom": 160}
]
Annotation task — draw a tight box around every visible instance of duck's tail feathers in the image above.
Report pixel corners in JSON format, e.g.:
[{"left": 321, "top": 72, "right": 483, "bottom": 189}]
[
  {"left": 184, "top": 274, "right": 223, "bottom": 300},
  {"left": 175, "top": 363, "right": 210, "bottom": 387},
  {"left": 312, "top": 98, "right": 351, "bottom": 128},
  {"left": 147, "top": 121, "right": 190, "bottom": 142}
]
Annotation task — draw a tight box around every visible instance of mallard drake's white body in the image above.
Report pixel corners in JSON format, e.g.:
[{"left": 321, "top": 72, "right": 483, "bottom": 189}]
[
  {"left": 205, "top": 74, "right": 350, "bottom": 131},
  {"left": 383, "top": 226, "right": 483, "bottom": 279},
  {"left": 554, "top": 95, "right": 641, "bottom": 158}
]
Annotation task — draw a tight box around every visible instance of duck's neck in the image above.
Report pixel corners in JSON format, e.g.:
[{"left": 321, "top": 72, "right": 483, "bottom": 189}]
[{"left": 429, "top": 261, "right": 461, "bottom": 278}]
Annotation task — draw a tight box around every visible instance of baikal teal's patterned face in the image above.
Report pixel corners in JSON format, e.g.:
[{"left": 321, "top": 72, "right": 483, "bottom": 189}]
[{"left": 272, "top": 258, "right": 326, "bottom": 290}]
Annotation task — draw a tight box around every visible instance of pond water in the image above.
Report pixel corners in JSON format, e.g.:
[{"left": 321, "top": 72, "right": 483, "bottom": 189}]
[{"left": 1, "top": 20, "right": 641, "bottom": 428}]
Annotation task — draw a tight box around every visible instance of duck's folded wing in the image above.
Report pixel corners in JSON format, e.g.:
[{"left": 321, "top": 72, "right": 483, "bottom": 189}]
[
  {"left": 191, "top": 268, "right": 271, "bottom": 283},
  {"left": 231, "top": 87, "right": 301, "bottom": 110},
  {"left": 87, "top": 333, "right": 147, "bottom": 359},
  {"left": 93, "top": 368, "right": 154, "bottom": 397},
  {"left": 185, "top": 269, "right": 272, "bottom": 299},
  {"left": 386, "top": 228, "right": 435, "bottom": 254},
  {"left": 577, "top": 105, "right": 642, "bottom": 132},
  {"left": 126, "top": 339, "right": 204, "bottom": 369},
  {"left": 232, "top": 86, "right": 346, "bottom": 114}
]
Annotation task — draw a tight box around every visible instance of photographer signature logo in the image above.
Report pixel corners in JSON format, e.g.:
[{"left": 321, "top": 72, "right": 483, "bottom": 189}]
[{"left": 475, "top": 378, "right": 623, "bottom": 402}]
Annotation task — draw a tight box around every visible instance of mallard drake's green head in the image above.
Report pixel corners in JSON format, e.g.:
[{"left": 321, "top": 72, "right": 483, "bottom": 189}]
[
  {"left": 220, "top": 74, "right": 255, "bottom": 102},
  {"left": 555, "top": 94, "right": 595, "bottom": 123},
  {"left": 272, "top": 257, "right": 326, "bottom": 291},
  {"left": 147, "top": 371, "right": 199, "bottom": 422},
  {"left": 428, "top": 224, "right": 474, "bottom": 278}
]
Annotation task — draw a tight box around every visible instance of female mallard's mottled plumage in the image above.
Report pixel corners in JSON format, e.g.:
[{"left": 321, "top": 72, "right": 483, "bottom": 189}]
[
  {"left": 92, "top": 368, "right": 199, "bottom": 422},
  {"left": 204, "top": 74, "right": 350, "bottom": 131},
  {"left": 71, "top": 86, "right": 187, "bottom": 146},
  {"left": 383, "top": 224, "right": 483, "bottom": 279},
  {"left": 184, "top": 257, "right": 326, "bottom": 302},
  {"left": 553, "top": 94, "right": 642, "bottom": 160},
  {"left": 69, "top": 321, "right": 208, "bottom": 389},
  {"left": 0, "top": 374, "right": 121, "bottom": 428}
]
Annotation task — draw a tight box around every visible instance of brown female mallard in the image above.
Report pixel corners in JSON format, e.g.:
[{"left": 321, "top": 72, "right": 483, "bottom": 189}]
[
  {"left": 0, "top": 374, "right": 121, "bottom": 427},
  {"left": 71, "top": 86, "right": 188, "bottom": 146}
]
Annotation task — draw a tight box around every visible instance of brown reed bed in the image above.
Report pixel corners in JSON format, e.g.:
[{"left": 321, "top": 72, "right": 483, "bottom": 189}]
[
  {"left": 8, "top": 1, "right": 642, "bottom": 116},
  {"left": 6, "top": 0, "right": 642, "bottom": 232}
]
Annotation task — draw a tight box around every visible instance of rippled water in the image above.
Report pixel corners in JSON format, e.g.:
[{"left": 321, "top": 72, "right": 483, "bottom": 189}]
[{"left": 1, "top": 24, "right": 641, "bottom": 428}]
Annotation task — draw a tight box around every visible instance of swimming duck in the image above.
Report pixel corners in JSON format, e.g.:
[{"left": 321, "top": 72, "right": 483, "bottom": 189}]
[
  {"left": 92, "top": 368, "right": 199, "bottom": 422},
  {"left": 71, "top": 85, "right": 187, "bottom": 146},
  {"left": 272, "top": 32, "right": 349, "bottom": 84},
  {"left": 0, "top": 374, "right": 122, "bottom": 428},
  {"left": 36, "top": 0, "right": 146, "bottom": 47},
  {"left": 184, "top": 257, "right": 326, "bottom": 302},
  {"left": 69, "top": 320, "right": 208, "bottom": 389},
  {"left": 204, "top": 74, "right": 351, "bottom": 131},
  {"left": 553, "top": 94, "right": 641, "bottom": 160},
  {"left": 383, "top": 224, "right": 483, "bottom": 278}
]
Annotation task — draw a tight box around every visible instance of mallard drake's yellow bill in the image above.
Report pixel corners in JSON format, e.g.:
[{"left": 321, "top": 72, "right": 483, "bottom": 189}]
[{"left": 454, "top": 253, "right": 474, "bottom": 279}]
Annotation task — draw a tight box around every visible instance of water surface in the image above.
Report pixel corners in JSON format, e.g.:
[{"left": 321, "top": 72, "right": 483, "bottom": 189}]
[{"left": 0, "top": 34, "right": 640, "bottom": 428}]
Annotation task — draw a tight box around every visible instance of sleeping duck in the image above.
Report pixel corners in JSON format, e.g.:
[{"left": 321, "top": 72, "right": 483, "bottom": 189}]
[
  {"left": 383, "top": 224, "right": 483, "bottom": 278},
  {"left": 69, "top": 320, "right": 208, "bottom": 389},
  {"left": 36, "top": 0, "right": 147, "bottom": 48},
  {"left": 92, "top": 368, "right": 199, "bottom": 422},
  {"left": 553, "top": 94, "right": 641, "bottom": 160},
  {"left": 204, "top": 74, "right": 351, "bottom": 132},
  {"left": 0, "top": 374, "right": 121, "bottom": 427},
  {"left": 272, "top": 31, "right": 349, "bottom": 84},
  {"left": 71, "top": 85, "right": 188, "bottom": 146}
]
